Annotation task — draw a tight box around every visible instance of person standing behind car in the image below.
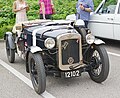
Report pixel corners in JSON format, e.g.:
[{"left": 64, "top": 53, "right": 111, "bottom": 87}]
[
  {"left": 12, "top": 0, "right": 29, "bottom": 57},
  {"left": 76, "top": 0, "right": 94, "bottom": 28},
  {"left": 39, "top": 0, "right": 54, "bottom": 19},
  {"left": 13, "top": 0, "right": 29, "bottom": 24}
]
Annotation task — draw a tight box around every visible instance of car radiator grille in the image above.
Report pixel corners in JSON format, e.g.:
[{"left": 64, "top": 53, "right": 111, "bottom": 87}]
[{"left": 61, "top": 39, "right": 79, "bottom": 65}]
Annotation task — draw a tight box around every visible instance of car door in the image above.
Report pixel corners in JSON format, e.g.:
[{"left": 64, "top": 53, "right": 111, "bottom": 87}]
[
  {"left": 89, "top": 14, "right": 114, "bottom": 39},
  {"left": 113, "top": 2, "right": 120, "bottom": 40},
  {"left": 88, "top": 0, "right": 117, "bottom": 39}
]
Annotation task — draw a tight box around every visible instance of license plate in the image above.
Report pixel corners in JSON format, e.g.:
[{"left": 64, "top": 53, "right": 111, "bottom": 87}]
[{"left": 63, "top": 70, "right": 80, "bottom": 78}]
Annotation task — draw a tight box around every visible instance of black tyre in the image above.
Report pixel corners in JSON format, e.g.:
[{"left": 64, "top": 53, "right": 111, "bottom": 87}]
[
  {"left": 88, "top": 45, "right": 109, "bottom": 83},
  {"left": 6, "top": 39, "right": 15, "bottom": 63},
  {"left": 28, "top": 52, "right": 46, "bottom": 94}
]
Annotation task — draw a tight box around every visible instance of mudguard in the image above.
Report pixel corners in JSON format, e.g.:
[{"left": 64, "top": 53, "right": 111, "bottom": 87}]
[
  {"left": 94, "top": 38, "right": 105, "bottom": 45},
  {"left": 5, "top": 32, "right": 15, "bottom": 49},
  {"left": 30, "top": 46, "right": 42, "bottom": 53},
  {"left": 25, "top": 46, "right": 42, "bottom": 73}
]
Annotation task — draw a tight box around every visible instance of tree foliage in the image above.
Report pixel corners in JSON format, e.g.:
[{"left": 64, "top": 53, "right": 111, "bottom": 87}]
[{"left": 0, "top": 0, "right": 115, "bottom": 38}]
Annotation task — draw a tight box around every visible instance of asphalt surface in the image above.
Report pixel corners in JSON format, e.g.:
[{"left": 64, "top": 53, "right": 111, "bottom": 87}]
[{"left": 0, "top": 39, "right": 120, "bottom": 98}]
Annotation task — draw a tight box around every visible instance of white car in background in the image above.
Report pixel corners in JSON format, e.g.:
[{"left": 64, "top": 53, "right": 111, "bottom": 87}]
[{"left": 88, "top": 0, "right": 120, "bottom": 41}]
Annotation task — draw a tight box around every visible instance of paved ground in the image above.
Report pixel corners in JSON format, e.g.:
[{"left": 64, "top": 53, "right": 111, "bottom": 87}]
[{"left": 0, "top": 40, "right": 120, "bottom": 98}]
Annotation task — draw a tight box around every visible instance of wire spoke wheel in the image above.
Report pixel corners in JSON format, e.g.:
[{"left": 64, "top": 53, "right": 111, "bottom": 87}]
[
  {"left": 88, "top": 45, "right": 109, "bottom": 83},
  {"left": 91, "top": 50, "right": 102, "bottom": 76}
]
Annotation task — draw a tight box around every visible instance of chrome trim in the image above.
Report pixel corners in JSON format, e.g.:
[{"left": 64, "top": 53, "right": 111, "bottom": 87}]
[{"left": 57, "top": 33, "right": 83, "bottom": 70}]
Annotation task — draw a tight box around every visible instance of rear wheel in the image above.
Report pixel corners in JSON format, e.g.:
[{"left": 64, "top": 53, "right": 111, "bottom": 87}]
[
  {"left": 88, "top": 45, "right": 109, "bottom": 83},
  {"left": 28, "top": 52, "right": 46, "bottom": 94},
  {"left": 6, "top": 39, "right": 15, "bottom": 63}
]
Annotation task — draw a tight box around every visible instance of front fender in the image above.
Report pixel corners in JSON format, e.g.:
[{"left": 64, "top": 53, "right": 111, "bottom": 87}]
[
  {"left": 30, "top": 46, "right": 42, "bottom": 53},
  {"left": 25, "top": 46, "right": 42, "bottom": 73},
  {"left": 94, "top": 38, "right": 105, "bottom": 45},
  {"left": 5, "top": 32, "right": 15, "bottom": 49}
]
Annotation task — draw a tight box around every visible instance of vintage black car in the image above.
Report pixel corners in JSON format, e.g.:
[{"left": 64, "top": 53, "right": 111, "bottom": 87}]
[{"left": 5, "top": 19, "right": 109, "bottom": 94}]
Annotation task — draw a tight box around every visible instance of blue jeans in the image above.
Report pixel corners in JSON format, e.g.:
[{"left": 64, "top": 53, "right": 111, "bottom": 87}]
[{"left": 84, "top": 20, "right": 88, "bottom": 28}]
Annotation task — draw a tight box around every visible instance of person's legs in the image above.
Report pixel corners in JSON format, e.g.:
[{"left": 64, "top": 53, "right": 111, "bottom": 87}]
[
  {"left": 45, "top": 14, "right": 51, "bottom": 19},
  {"left": 40, "top": 14, "right": 43, "bottom": 19},
  {"left": 40, "top": 14, "right": 51, "bottom": 19},
  {"left": 84, "top": 20, "right": 88, "bottom": 28}
]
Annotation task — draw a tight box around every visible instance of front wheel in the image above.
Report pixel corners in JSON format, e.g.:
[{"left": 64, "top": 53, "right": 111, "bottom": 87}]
[
  {"left": 88, "top": 45, "right": 109, "bottom": 83},
  {"left": 28, "top": 52, "right": 46, "bottom": 94}
]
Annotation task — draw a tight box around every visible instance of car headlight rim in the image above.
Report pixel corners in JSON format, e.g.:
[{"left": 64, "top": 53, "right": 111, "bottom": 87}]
[
  {"left": 86, "top": 34, "right": 95, "bottom": 44},
  {"left": 44, "top": 38, "right": 55, "bottom": 49}
]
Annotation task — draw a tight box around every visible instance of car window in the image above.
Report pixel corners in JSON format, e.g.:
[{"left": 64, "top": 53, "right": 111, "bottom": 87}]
[
  {"left": 96, "top": 0, "right": 117, "bottom": 14},
  {"left": 106, "top": 5, "right": 116, "bottom": 14}
]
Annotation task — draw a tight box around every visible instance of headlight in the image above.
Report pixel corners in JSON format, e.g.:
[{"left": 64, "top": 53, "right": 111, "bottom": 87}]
[
  {"left": 44, "top": 38, "right": 55, "bottom": 49},
  {"left": 86, "top": 34, "right": 95, "bottom": 44}
]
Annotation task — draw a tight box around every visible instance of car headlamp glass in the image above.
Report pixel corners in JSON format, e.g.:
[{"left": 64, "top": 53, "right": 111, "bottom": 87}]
[
  {"left": 86, "top": 34, "right": 95, "bottom": 44},
  {"left": 44, "top": 38, "right": 55, "bottom": 49}
]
